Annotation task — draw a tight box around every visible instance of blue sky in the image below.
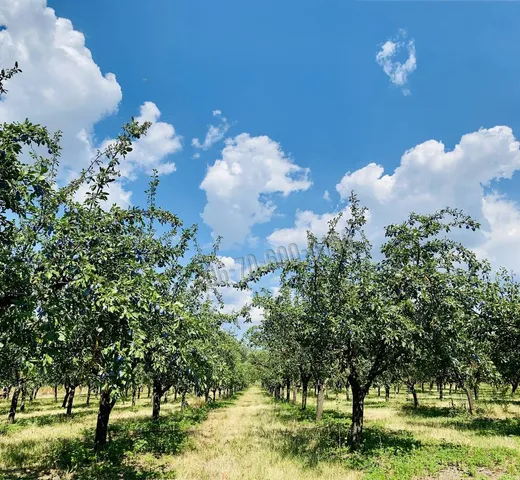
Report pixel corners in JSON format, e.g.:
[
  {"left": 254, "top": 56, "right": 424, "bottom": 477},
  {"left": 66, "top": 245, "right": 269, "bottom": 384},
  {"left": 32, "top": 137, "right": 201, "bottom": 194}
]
[{"left": 2, "top": 0, "right": 520, "bottom": 320}]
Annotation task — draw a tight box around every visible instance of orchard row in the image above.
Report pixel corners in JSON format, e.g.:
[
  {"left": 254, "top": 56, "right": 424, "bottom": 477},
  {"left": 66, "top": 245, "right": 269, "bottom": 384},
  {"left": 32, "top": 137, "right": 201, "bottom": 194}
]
[
  {"left": 242, "top": 194, "right": 520, "bottom": 450},
  {"left": 0, "top": 65, "right": 253, "bottom": 450}
]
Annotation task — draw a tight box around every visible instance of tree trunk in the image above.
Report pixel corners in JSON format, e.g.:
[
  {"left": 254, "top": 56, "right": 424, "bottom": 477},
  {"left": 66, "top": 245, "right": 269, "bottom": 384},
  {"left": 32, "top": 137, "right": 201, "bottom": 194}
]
[
  {"left": 212, "top": 388, "right": 216, "bottom": 402},
  {"left": 286, "top": 380, "right": 291, "bottom": 402},
  {"left": 412, "top": 387, "right": 419, "bottom": 408},
  {"left": 301, "top": 377, "right": 309, "bottom": 410},
  {"left": 66, "top": 386, "right": 76, "bottom": 415},
  {"left": 218, "top": 388, "right": 221, "bottom": 398},
  {"left": 292, "top": 384, "right": 297, "bottom": 405},
  {"left": 7, "top": 383, "right": 21, "bottom": 424},
  {"left": 181, "top": 391, "right": 187, "bottom": 409},
  {"left": 147, "top": 385, "right": 151, "bottom": 398},
  {"left": 438, "top": 382, "right": 443, "bottom": 400},
  {"left": 316, "top": 381, "right": 326, "bottom": 421},
  {"left": 152, "top": 379, "right": 161, "bottom": 421},
  {"left": 377, "top": 386, "right": 381, "bottom": 397},
  {"left": 19, "top": 385, "right": 26, "bottom": 412},
  {"left": 137, "top": 386, "right": 141, "bottom": 399},
  {"left": 205, "top": 388, "right": 210, "bottom": 403},
  {"left": 512, "top": 381, "right": 518, "bottom": 395},
  {"left": 131, "top": 388, "right": 136, "bottom": 407},
  {"left": 86, "top": 384, "right": 91, "bottom": 407},
  {"left": 54, "top": 384, "right": 58, "bottom": 403},
  {"left": 385, "top": 385, "right": 390, "bottom": 401},
  {"left": 62, "top": 386, "right": 70, "bottom": 408},
  {"left": 29, "top": 387, "right": 40, "bottom": 402},
  {"left": 350, "top": 383, "right": 366, "bottom": 450},
  {"left": 464, "top": 387, "right": 474, "bottom": 415},
  {"left": 94, "top": 390, "right": 115, "bottom": 451},
  {"left": 473, "top": 384, "right": 479, "bottom": 401}
]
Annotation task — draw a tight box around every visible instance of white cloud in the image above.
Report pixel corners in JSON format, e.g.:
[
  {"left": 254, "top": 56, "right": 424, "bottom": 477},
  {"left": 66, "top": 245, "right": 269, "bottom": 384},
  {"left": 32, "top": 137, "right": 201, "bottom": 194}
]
[
  {"left": 376, "top": 29, "right": 416, "bottom": 95},
  {"left": 0, "top": 0, "right": 181, "bottom": 206},
  {"left": 192, "top": 152, "right": 201, "bottom": 159},
  {"left": 102, "top": 101, "right": 182, "bottom": 180},
  {"left": 334, "top": 125, "right": 520, "bottom": 271},
  {"left": 217, "top": 285, "right": 263, "bottom": 325},
  {"left": 192, "top": 110, "right": 230, "bottom": 150},
  {"left": 200, "top": 133, "right": 311, "bottom": 247},
  {"left": 267, "top": 208, "right": 351, "bottom": 249},
  {"left": 269, "top": 126, "right": 520, "bottom": 273},
  {"left": 323, "top": 190, "right": 331, "bottom": 202}
]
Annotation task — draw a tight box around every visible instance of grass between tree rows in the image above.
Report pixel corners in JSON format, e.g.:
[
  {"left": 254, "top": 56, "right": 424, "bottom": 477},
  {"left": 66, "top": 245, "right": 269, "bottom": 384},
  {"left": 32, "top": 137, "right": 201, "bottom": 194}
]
[
  {"left": 0, "top": 387, "right": 239, "bottom": 479},
  {"left": 2, "top": 385, "right": 520, "bottom": 479},
  {"left": 268, "top": 385, "right": 520, "bottom": 480}
]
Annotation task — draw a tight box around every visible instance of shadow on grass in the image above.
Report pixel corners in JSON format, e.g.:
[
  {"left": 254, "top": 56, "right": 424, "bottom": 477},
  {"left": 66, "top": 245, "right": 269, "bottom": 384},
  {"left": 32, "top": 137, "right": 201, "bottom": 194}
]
[
  {"left": 400, "top": 404, "right": 520, "bottom": 437},
  {"left": 2, "top": 394, "right": 240, "bottom": 480},
  {"left": 260, "top": 419, "right": 423, "bottom": 470},
  {"left": 448, "top": 417, "right": 520, "bottom": 437},
  {"left": 399, "top": 404, "right": 464, "bottom": 418},
  {"left": 270, "top": 399, "right": 423, "bottom": 467},
  {"left": 11, "top": 409, "right": 94, "bottom": 428},
  {"left": 265, "top": 398, "right": 520, "bottom": 478}
]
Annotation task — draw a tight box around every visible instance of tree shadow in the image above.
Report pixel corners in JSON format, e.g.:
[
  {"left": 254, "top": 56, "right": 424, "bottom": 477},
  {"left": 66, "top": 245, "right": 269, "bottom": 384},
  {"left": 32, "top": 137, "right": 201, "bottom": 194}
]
[
  {"left": 1, "top": 392, "right": 241, "bottom": 478},
  {"left": 9, "top": 409, "right": 93, "bottom": 428},
  {"left": 270, "top": 399, "right": 425, "bottom": 469},
  {"left": 446, "top": 417, "right": 520, "bottom": 437},
  {"left": 399, "top": 404, "right": 464, "bottom": 418},
  {"left": 259, "top": 419, "right": 422, "bottom": 470}
]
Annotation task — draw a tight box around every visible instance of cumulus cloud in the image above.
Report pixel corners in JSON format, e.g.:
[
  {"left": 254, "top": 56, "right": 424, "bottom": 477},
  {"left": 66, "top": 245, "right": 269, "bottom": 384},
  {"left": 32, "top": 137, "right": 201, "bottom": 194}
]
[
  {"left": 323, "top": 190, "right": 331, "bottom": 202},
  {"left": 218, "top": 286, "right": 263, "bottom": 325},
  {"left": 192, "top": 110, "right": 230, "bottom": 151},
  {"left": 200, "top": 133, "right": 311, "bottom": 247},
  {"left": 335, "top": 126, "right": 520, "bottom": 270},
  {"left": 268, "top": 126, "right": 520, "bottom": 272},
  {"left": 376, "top": 29, "right": 416, "bottom": 95},
  {"left": 103, "top": 101, "right": 182, "bottom": 180},
  {"left": 0, "top": 0, "right": 181, "bottom": 206}
]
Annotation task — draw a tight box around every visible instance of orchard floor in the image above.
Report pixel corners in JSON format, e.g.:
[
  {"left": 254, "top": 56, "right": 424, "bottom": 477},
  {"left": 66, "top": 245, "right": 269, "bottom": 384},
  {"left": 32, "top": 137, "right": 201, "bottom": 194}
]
[{"left": 2, "top": 386, "right": 520, "bottom": 479}]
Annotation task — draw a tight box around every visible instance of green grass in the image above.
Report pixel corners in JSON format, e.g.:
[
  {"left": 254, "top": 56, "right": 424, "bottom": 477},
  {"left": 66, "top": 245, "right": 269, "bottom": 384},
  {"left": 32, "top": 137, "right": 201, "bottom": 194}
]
[
  {"left": 0, "top": 389, "right": 239, "bottom": 479},
  {"left": 2, "top": 386, "right": 520, "bottom": 479},
  {"left": 269, "top": 386, "right": 520, "bottom": 479}
]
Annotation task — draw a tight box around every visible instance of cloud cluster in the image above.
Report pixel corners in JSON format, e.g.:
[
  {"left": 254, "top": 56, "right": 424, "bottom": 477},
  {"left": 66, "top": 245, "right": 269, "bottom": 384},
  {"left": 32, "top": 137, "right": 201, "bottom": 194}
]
[
  {"left": 200, "top": 133, "right": 311, "bottom": 247},
  {"left": 0, "top": 0, "right": 181, "bottom": 206},
  {"left": 270, "top": 126, "right": 520, "bottom": 272},
  {"left": 376, "top": 29, "right": 417, "bottom": 95}
]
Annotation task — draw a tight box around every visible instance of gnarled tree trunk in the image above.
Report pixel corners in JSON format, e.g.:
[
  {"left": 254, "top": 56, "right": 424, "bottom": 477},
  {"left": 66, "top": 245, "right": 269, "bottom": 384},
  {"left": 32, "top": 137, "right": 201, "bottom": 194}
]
[
  {"left": 62, "top": 386, "right": 70, "bottom": 409},
  {"left": 94, "top": 390, "right": 115, "bottom": 451},
  {"left": 301, "top": 376, "right": 309, "bottom": 410},
  {"left": 350, "top": 381, "right": 366, "bottom": 450},
  {"left": 152, "top": 379, "right": 162, "bottom": 421},
  {"left": 66, "top": 386, "right": 76, "bottom": 415},
  {"left": 7, "top": 382, "right": 22, "bottom": 424}
]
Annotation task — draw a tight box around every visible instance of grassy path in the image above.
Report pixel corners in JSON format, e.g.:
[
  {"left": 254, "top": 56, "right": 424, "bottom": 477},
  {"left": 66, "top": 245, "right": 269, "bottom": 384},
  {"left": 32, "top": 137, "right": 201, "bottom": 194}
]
[
  {"left": 169, "top": 386, "right": 358, "bottom": 480},
  {"left": 2, "top": 386, "right": 520, "bottom": 478}
]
